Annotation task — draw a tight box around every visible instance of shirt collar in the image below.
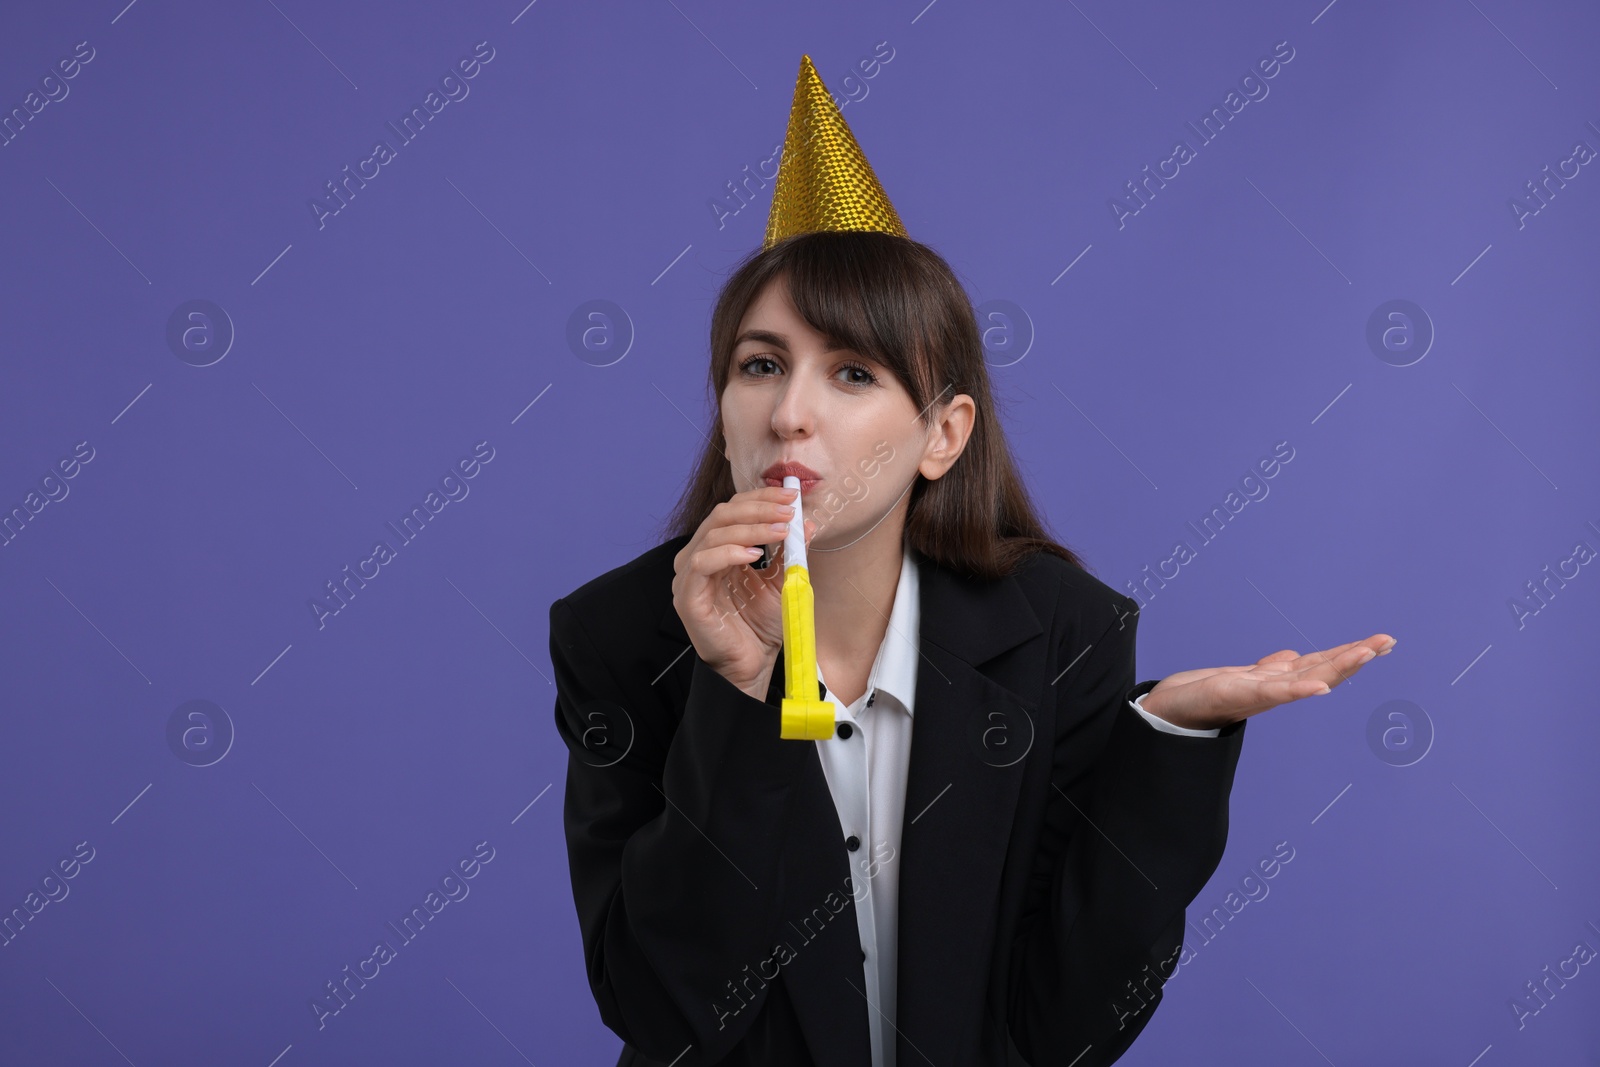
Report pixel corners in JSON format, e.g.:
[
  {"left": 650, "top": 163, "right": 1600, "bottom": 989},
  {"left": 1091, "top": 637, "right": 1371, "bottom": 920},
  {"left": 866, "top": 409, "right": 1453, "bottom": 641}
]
[{"left": 816, "top": 549, "right": 920, "bottom": 717}]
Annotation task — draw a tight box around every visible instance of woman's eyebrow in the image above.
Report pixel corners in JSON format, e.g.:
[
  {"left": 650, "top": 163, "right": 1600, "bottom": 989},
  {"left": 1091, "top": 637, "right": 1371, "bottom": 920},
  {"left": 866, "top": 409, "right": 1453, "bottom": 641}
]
[
  {"left": 734, "top": 329, "right": 849, "bottom": 353},
  {"left": 734, "top": 329, "right": 787, "bottom": 349}
]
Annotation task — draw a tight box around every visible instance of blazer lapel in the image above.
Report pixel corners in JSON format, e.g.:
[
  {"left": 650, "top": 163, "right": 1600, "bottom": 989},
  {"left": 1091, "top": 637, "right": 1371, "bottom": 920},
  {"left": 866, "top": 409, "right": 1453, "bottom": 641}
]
[
  {"left": 894, "top": 555, "right": 1044, "bottom": 1059},
  {"left": 654, "top": 550, "right": 1046, "bottom": 1064}
]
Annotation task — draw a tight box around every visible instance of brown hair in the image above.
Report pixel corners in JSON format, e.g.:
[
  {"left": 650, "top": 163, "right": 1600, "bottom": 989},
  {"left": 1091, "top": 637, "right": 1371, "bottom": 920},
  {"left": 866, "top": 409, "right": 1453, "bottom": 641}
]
[{"left": 659, "top": 230, "right": 1085, "bottom": 581}]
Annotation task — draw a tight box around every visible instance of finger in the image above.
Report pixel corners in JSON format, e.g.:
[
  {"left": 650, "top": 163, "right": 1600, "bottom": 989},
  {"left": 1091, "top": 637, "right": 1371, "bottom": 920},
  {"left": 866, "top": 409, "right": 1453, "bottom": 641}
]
[
  {"left": 740, "top": 484, "right": 802, "bottom": 502},
  {"left": 724, "top": 565, "right": 772, "bottom": 609},
  {"left": 1254, "top": 675, "right": 1340, "bottom": 707},
  {"left": 1288, "top": 634, "right": 1397, "bottom": 671},
  {"left": 1289, "top": 640, "right": 1361, "bottom": 665},
  {"left": 708, "top": 491, "right": 800, "bottom": 532},
  {"left": 731, "top": 486, "right": 803, "bottom": 514},
  {"left": 1291, "top": 643, "right": 1380, "bottom": 689},
  {"left": 1245, "top": 661, "right": 1300, "bottom": 678},
  {"left": 686, "top": 542, "right": 768, "bottom": 579},
  {"left": 1343, "top": 634, "right": 1395, "bottom": 657},
  {"left": 1279, "top": 639, "right": 1370, "bottom": 673},
  {"left": 756, "top": 516, "right": 817, "bottom": 568},
  {"left": 705, "top": 520, "right": 796, "bottom": 553}
]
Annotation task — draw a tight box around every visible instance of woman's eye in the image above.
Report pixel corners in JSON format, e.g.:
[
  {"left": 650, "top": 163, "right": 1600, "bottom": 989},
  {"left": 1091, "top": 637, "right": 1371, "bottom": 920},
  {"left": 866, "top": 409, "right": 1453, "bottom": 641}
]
[{"left": 737, "top": 354, "right": 877, "bottom": 387}]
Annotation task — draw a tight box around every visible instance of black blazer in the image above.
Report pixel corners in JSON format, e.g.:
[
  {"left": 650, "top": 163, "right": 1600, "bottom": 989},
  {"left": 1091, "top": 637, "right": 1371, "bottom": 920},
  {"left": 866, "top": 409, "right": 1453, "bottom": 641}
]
[{"left": 550, "top": 533, "right": 1247, "bottom": 1067}]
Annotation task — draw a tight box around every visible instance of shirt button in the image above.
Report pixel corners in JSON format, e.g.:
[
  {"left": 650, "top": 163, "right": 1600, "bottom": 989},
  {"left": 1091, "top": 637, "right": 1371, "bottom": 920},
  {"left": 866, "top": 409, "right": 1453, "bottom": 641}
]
[
  {"left": 866, "top": 691, "right": 875, "bottom": 707},
  {"left": 836, "top": 722, "right": 853, "bottom": 740},
  {"left": 860, "top": 946, "right": 867, "bottom": 961},
  {"left": 846, "top": 835, "right": 860, "bottom": 851}
]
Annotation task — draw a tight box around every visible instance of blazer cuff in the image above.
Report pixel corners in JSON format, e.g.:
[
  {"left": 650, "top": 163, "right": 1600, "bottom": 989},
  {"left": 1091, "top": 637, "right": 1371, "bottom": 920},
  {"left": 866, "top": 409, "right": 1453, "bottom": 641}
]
[{"left": 1125, "top": 679, "right": 1223, "bottom": 738}]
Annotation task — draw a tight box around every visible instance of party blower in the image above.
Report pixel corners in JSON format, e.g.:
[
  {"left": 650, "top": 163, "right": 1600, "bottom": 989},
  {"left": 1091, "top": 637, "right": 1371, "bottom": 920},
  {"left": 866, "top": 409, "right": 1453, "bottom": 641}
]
[{"left": 778, "top": 475, "right": 836, "bottom": 740}]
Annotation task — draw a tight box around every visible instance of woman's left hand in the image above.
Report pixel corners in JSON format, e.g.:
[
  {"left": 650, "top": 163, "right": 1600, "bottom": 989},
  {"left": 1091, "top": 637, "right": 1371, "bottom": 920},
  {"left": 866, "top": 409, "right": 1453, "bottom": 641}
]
[{"left": 1139, "top": 633, "right": 1398, "bottom": 731}]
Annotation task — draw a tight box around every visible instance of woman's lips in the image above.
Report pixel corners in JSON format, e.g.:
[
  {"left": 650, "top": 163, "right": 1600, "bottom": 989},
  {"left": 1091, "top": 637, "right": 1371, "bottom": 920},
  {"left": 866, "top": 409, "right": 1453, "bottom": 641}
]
[
  {"left": 764, "top": 476, "right": 820, "bottom": 492},
  {"left": 760, "top": 462, "right": 821, "bottom": 494}
]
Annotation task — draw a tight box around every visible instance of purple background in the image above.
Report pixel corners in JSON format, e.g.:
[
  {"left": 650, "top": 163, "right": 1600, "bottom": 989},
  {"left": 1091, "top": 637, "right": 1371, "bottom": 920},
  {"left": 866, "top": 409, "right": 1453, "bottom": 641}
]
[{"left": 3, "top": 0, "right": 1597, "bottom": 1063}]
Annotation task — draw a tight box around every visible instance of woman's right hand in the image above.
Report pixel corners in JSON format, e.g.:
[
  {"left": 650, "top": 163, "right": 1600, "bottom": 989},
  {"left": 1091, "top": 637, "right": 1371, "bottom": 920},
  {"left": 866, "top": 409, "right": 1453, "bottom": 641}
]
[{"left": 672, "top": 485, "right": 816, "bottom": 699}]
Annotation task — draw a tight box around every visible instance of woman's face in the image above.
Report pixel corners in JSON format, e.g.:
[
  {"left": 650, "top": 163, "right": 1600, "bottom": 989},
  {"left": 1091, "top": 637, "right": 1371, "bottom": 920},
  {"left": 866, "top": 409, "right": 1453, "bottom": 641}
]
[{"left": 720, "top": 275, "right": 967, "bottom": 550}]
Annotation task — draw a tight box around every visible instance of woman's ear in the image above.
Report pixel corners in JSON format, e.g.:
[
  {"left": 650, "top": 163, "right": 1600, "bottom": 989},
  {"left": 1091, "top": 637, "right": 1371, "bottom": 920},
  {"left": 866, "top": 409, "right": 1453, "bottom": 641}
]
[{"left": 918, "top": 393, "right": 976, "bottom": 480}]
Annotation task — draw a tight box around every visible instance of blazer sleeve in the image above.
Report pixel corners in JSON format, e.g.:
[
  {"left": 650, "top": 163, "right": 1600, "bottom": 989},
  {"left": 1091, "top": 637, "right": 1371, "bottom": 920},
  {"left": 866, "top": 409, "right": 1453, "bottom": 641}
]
[
  {"left": 1006, "top": 594, "right": 1247, "bottom": 1066},
  {"left": 550, "top": 595, "right": 816, "bottom": 1064}
]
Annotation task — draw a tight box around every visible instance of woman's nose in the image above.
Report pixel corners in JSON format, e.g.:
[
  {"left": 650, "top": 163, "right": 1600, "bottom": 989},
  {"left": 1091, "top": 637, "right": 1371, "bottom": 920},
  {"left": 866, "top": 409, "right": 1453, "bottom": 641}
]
[{"left": 770, "top": 379, "right": 818, "bottom": 436}]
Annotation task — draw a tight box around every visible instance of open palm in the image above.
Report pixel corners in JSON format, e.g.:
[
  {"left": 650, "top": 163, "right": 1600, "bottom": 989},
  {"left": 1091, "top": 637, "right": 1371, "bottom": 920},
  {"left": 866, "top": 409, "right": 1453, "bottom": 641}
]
[{"left": 1140, "top": 633, "right": 1397, "bottom": 731}]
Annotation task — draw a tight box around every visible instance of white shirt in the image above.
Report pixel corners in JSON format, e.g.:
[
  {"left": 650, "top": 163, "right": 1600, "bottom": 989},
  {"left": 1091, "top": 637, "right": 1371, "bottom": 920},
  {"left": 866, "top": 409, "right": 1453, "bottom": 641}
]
[{"left": 812, "top": 551, "right": 1218, "bottom": 1067}]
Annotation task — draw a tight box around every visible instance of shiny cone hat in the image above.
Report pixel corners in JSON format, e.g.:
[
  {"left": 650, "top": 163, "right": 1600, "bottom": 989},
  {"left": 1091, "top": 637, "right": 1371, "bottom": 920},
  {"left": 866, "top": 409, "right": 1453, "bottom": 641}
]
[{"left": 762, "top": 54, "right": 909, "bottom": 249}]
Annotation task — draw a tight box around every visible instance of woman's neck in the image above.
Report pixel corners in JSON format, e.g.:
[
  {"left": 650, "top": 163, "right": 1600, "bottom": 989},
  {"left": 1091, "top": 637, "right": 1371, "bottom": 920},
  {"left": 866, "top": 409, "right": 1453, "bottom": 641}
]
[{"left": 807, "top": 517, "right": 906, "bottom": 675}]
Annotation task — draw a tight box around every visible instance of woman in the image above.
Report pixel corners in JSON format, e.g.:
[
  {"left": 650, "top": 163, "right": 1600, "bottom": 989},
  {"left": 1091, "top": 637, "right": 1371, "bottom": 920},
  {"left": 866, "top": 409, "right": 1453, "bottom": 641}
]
[{"left": 549, "top": 58, "right": 1393, "bottom": 1067}]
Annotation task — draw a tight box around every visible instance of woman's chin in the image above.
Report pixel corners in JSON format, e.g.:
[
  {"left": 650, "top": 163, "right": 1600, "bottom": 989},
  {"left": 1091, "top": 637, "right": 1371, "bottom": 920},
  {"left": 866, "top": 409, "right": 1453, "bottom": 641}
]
[{"left": 806, "top": 522, "right": 862, "bottom": 553}]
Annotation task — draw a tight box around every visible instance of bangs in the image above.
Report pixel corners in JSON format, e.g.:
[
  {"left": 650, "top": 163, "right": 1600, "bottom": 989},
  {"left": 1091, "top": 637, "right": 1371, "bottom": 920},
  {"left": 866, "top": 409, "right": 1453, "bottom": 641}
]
[{"left": 767, "top": 232, "right": 943, "bottom": 413}]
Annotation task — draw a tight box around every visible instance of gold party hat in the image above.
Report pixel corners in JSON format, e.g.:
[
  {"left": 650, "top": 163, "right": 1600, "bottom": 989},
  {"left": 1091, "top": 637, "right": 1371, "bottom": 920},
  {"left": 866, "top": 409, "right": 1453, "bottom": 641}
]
[{"left": 762, "top": 54, "right": 909, "bottom": 250}]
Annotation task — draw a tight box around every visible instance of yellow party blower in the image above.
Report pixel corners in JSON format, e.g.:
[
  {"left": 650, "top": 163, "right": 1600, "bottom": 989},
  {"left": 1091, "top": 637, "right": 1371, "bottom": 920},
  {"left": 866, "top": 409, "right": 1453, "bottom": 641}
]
[{"left": 778, "top": 475, "right": 836, "bottom": 740}]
